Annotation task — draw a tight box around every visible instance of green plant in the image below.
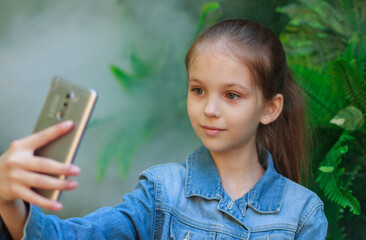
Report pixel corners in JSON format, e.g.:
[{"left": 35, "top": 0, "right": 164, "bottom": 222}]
[
  {"left": 280, "top": 0, "right": 366, "bottom": 238},
  {"left": 292, "top": 38, "right": 366, "bottom": 240},
  {"left": 293, "top": 41, "right": 365, "bottom": 207},
  {"left": 278, "top": 0, "right": 366, "bottom": 68},
  {"left": 195, "top": 2, "right": 220, "bottom": 37}
]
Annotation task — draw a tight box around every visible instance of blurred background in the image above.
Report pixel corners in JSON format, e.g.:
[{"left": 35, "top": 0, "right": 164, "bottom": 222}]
[{"left": 0, "top": 0, "right": 365, "bottom": 239}]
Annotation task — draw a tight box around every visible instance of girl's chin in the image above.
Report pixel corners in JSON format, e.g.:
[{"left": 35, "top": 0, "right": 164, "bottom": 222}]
[
  {"left": 201, "top": 139, "right": 254, "bottom": 155},
  {"left": 201, "top": 142, "right": 230, "bottom": 154}
]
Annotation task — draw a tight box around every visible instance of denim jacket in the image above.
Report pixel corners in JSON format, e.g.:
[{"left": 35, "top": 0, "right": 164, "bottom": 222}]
[{"left": 0, "top": 145, "right": 327, "bottom": 239}]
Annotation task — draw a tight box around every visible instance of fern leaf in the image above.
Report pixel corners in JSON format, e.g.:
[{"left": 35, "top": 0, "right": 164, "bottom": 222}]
[
  {"left": 316, "top": 132, "right": 361, "bottom": 215},
  {"left": 278, "top": 0, "right": 359, "bottom": 66},
  {"left": 291, "top": 64, "right": 344, "bottom": 126},
  {"left": 327, "top": 57, "right": 366, "bottom": 112}
]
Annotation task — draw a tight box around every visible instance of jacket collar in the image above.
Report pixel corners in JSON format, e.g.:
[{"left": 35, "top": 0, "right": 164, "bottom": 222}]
[{"left": 185, "top": 145, "right": 286, "bottom": 213}]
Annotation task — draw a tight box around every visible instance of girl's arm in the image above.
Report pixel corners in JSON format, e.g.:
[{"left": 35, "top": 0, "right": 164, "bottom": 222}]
[
  {"left": 20, "top": 174, "right": 156, "bottom": 239},
  {"left": 0, "top": 199, "right": 28, "bottom": 239},
  {"left": 0, "top": 121, "right": 79, "bottom": 240}
]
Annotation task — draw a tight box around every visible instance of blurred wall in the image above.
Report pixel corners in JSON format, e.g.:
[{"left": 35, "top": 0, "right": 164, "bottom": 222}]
[{"left": 0, "top": 0, "right": 198, "bottom": 218}]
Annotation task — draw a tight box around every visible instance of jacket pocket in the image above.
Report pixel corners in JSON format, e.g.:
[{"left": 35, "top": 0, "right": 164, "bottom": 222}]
[{"left": 169, "top": 216, "right": 216, "bottom": 240}]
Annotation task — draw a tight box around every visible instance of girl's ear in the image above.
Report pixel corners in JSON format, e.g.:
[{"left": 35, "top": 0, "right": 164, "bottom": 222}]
[{"left": 260, "top": 94, "right": 284, "bottom": 125}]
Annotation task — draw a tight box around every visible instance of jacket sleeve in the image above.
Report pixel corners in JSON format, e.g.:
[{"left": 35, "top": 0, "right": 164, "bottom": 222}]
[
  {"left": 295, "top": 202, "right": 328, "bottom": 240},
  {"left": 10, "top": 172, "right": 156, "bottom": 240}
]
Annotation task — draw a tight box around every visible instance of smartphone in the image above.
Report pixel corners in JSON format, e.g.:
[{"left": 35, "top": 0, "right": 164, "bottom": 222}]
[{"left": 32, "top": 77, "right": 97, "bottom": 201}]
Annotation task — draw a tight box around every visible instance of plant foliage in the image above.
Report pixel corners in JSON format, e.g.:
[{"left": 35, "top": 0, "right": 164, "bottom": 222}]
[
  {"left": 278, "top": 0, "right": 366, "bottom": 68},
  {"left": 195, "top": 2, "right": 221, "bottom": 37},
  {"left": 310, "top": 44, "right": 365, "bottom": 218},
  {"left": 327, "top": 57, "right": 366, "bottom": 113},
  {"left": 316, "top": 132, "right": 360, "bottom": 215},
  {"left": 280, "top": 0, "right": 366, "bottom": 238}
]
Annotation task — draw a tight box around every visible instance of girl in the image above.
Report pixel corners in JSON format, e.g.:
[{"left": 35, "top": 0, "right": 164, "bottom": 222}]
[{"left": 0, "top": 19, "right": 327, "bottom": 239}]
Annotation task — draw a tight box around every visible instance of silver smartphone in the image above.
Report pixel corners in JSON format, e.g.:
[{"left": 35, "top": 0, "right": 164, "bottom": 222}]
[{"left": 33, "top": 77, "right": 97, "bottom": 201}]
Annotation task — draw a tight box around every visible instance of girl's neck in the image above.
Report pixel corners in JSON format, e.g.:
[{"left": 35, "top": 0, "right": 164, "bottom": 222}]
[{"left": 210, "top": 143, "right": 265, "bottom": 201}]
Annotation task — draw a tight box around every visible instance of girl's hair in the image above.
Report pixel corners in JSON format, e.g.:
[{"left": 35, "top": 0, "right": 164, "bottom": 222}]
[{"left": 185, "top": 19, "right": 308, "bottom": 184}]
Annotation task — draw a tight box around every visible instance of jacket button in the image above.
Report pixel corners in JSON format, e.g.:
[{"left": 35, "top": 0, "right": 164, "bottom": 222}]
[{"left": 227, "top": 201, "right": 234, "bottom": 209}]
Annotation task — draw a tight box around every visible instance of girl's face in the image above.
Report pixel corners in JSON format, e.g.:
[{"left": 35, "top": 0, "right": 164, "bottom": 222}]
[{"left": 187, "top": 47, "right": 268, "bottom": 155}]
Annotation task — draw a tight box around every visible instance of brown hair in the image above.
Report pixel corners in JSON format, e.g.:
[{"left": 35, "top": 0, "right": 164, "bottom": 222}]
[{"left": 185, "top": 19, "right": 308, "bottom": 184}]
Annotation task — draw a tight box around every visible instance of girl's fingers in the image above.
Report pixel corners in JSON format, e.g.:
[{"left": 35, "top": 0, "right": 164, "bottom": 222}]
[
  {"left": 12, "top": 156, "right": 80, "bottom": 176},
  {"left": 12, "top": 169, "right": 78, "bottom": 191},
  {"left": 13, "top": 120, "right": 74, "bottom": 151},
  {"left": 12, "top": 184, "right": 62, "bottom": 211},
  {"left": 0, "top": 121, "right": 78, "bottom": 208}
]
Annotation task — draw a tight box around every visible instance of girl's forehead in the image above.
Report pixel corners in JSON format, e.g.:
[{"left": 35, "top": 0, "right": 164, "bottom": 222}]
[
  {"left": 189, "top": 43, "right": 251, "bottom": 78},
  {"left": 188, "top": 42, "right": 264, "bottom": 99},
  {"left": 191, "top": 41, "right": 232, "bottom": 59},
  {"left": 187, "top": 39, "right": 249, "bottom": 71},
  {"left": 189, "top": 42, "right": 246, "bottom": 69},
  {"left": 191, "top": 54, "right": 256, "bottom": 89}
]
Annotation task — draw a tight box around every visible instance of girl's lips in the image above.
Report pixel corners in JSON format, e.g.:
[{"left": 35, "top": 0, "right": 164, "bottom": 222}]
[{"left": 201, "top": 125, "right": 226, "bottom": 136}]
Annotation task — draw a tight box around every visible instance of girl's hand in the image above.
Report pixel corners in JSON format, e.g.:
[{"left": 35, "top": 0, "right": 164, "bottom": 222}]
[{"left": 0, "top": 120, "right": 81, "bottom": 211}]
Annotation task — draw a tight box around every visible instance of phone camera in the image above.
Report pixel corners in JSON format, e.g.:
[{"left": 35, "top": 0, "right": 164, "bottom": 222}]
[{"left": 66, "top": 91, "right": 75, "bottom": 99}]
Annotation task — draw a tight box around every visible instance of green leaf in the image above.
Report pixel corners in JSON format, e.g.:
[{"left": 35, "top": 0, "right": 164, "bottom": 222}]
[
  {"left": 343, "top": 35, "right": 358, "bottom": 62},
  {"left": 110, "top": 52, "right": 151, "bottom": 92},
  {"left": 319, "top": 166, "right": 334, "bottom": 173},
  {"left": 96, "top": 117, "right": 157, "bottom": 180},
  {"left": 110, "top": 65, "right": 134, "bottom": 91},
  {"left": 339, "top": 145, "right": 348, "bottom": 154},
  {"left": 195, "top": 2, "right": 220, "bottom": 37},
  {"left": 277, "top": 0, "right": 364, "bottom": 67},
  {"left": 291, "top": 64, "right": 344, "bottom": 126},
  {"left": 327, "top": 57, "right": 366, "bottom": 113},
  {"left": 330, "top": 106, "right": 364, "bottom": 130},
  {"left": 130, "top": 53, "right": 150, "bottom": 78},
  {"left": 316, "top": 132, "right": 361, "bottom": 215}
]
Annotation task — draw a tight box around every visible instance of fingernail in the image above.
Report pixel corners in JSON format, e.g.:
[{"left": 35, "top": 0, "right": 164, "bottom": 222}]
[
  {"left": 70, "top": 165, "right": 80, "bottom": 174},
  {"left": 61, "top": 120, "right": 73, "bottom": 129},
  {"left": 68, "top": 180, "right": 78, "bottom": 188},
  {"left": 53, "top": 202, "right": 62, "bottom": 210}
]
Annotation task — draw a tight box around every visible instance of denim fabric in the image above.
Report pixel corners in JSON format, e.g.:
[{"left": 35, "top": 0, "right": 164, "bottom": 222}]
[{"left": 0, "top": 145, "right": 327, "bottom": 239}]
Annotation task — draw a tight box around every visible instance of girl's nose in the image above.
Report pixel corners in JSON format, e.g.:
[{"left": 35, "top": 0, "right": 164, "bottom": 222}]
[{"left": 204, "top": 97, "right": 221, "bottom": 118}]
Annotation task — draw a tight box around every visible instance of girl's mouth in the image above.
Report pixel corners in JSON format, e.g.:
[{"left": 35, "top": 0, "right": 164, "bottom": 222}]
[{"left": 201, "top": 125, "right": 226, "bottom": 136}]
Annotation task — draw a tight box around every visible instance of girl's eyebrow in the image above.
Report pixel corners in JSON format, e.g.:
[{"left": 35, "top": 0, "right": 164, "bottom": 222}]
[
  {"left": 188, "top": 78, "right": 202, "bottom": 84},
  {"left": 188, "top": 78, "right": 207, "bottom": 87},
  {"left": 188, "top": 78, "right": 251, "bottom": 93},
  {"left": 222, "top": 83, "right": 251, "bottom": 93}
]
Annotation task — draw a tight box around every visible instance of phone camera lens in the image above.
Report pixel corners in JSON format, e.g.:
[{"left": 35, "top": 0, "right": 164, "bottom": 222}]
[
  {"left": 64, "top": 102, "right": 68, "bottom": 107},
  {"left": 66, "top": 91, "right": 75, "bottom": 99}
]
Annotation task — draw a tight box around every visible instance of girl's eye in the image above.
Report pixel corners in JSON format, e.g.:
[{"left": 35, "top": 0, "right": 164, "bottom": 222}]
[
  {"left": 226, "top": 92, "right": 240, "bottom": 100},
  {"left": 193, "top": 88, "right": 204, "bottom": 95}
]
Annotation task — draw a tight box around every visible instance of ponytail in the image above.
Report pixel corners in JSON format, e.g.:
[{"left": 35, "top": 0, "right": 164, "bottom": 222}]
[{"left": 256, "top": 67, "right": 308, "bottom": 184}]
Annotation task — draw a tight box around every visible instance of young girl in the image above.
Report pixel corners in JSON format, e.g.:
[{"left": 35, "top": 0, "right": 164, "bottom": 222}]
[{"left": 0, "top": 19, "right": 327, "bottom": 239}]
